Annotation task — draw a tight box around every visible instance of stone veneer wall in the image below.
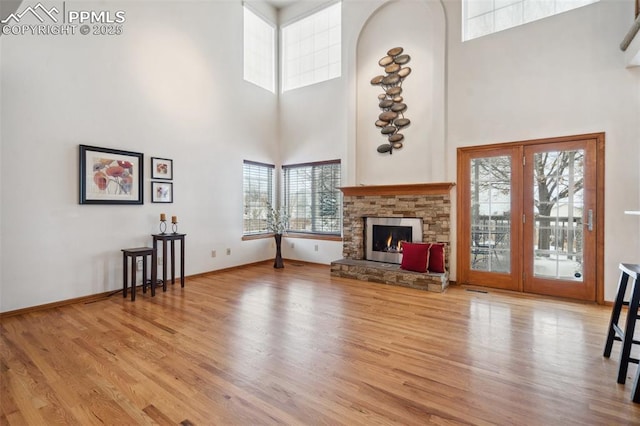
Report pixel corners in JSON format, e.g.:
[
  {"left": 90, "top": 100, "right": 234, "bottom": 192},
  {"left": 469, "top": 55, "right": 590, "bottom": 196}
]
[{"left": 342, "top": 193, "right": 451, "bottom": 265}]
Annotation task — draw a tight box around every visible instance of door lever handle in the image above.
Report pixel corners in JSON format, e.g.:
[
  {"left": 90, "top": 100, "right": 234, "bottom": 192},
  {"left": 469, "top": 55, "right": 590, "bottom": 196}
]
[{"left": 587, "top": 209, "right": 593, "bottom": 231}]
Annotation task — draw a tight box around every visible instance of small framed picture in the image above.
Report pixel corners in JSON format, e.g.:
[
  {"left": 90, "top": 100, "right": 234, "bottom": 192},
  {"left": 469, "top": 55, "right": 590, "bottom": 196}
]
[
  {"left": 151, "top": 157, "right": 173, "bottom": 180},
  {"left": 151, "top": 181, "right": 173, "bottom": 203}
]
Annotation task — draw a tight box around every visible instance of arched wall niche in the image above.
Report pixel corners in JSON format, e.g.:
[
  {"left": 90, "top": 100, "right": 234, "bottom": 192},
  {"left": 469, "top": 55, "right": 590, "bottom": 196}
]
[{"left": 355, "top": 0, "right": 446, "bottom": 185}]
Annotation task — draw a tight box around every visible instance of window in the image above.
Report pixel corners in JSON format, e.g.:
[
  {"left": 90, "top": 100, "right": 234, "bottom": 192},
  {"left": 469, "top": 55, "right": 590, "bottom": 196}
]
[
  {"left": 281, "top": 2, "right": 341, "bottom": 92},
  {"left": 462, "top": 0, "right": 599, "bottom": 41},
  {"left": 243, "top": 6, "right": 275, "bottom": 93},
  {"left": 243, "top": 160, "right": 275, "bottom": 235},
  {"left": 283, "top": 160, "right": 342, "bottom": 235}
]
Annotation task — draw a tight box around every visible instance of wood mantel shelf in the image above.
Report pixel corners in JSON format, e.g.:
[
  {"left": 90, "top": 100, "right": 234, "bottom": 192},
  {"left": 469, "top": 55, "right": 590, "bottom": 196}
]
[{"left": 340, "top": 182, "right": 455, "bottom": 196}]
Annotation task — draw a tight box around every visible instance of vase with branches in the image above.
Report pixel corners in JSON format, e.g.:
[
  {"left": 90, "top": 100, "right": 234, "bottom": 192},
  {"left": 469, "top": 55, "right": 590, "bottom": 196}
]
[{"left": 266, "top": 203, "right": 290, "bottom": 268}]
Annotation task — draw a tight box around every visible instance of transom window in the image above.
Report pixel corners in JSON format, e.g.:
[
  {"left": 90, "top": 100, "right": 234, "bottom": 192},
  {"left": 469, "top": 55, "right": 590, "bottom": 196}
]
[
  {"left": 462, "top": 0, "right": 599, "bottom": 41},
  {"left": 243, "top": 160, "right": 275, "bottom": 235},
  {"left": 243, "top": 6, "right": 276, "bottom": 93},
  {"left": 283, "top": 160, "right": 342, "bottom": 235},
  {"left": 281, "top": 2, "right": 341, "bottom": 92}
]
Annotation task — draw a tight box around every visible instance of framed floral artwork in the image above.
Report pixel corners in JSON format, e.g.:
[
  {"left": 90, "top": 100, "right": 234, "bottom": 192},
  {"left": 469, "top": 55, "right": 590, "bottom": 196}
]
[
  {"left": 79, "top": 145, "right": 143, "bottom": 205},
  {"left": 151, "top": 157, "right": 173, "bottom": 180},
  {"left": 151, "top": 181, "right": 173, "bottom": 203}
]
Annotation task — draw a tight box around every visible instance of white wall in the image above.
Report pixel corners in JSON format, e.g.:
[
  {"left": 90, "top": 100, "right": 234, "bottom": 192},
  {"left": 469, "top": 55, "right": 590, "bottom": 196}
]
[
  {"left": 277, "top": 0, "right": 445, "bottom": 264},
  {"left": 356, "top": 0, "right": 446, "bottom": 185},
  {"left": 445, "top": 0, "right": 640, "bottom": 300},
  {"left": 277, "top": 68, "right": 347, "bottom": 262},
  {"left": 279, "top": 0, "right": 448, "bottom": 267},
  {"left": 0, "top": 0, "right": 279, "bottom": 312},
  {"left": 277, "top": 2, "right": 357, "bottom": 264},
  {"left": 0, "top": 33, "right": 3, "bottom": 311}
]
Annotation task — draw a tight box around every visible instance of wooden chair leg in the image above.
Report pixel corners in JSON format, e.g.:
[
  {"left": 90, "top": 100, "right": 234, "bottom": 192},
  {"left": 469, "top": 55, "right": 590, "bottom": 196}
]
[
  {"left": 604, "top": 271, "right": 629, "bottom": 357},
  {"left": 151, "top": 250, "right": 157, "bottom": 297},
  {"left": 130, "top": 256, "right": 136, "bottom": 301},
  {"left": 142, "top": 255, "right": 148, "bottom": 294},
  {"left": 617, "top": 273, "right": 640, "bottom": 384},
  {"left": 632, "top": 362, "right": 640, "bottom": 403},
  {"left": 122, "top": 253, "right": 128, "bottom": 298}
]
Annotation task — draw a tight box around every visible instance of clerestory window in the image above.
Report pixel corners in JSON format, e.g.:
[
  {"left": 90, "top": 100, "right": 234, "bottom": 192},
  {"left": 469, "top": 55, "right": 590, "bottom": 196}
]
[
  {"left": 281, "top": 2, "right": 341, "bottom": 92},
  {"left": 462, "top": 0, "right": 599, "bottom": 41},
  {"left": 243, "top": 6, "right": 276, "bottom": 93}
]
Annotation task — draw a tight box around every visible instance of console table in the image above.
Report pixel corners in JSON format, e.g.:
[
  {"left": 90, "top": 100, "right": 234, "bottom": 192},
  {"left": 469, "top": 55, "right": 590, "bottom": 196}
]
[{"left": 152, "top": 233, "right": 186, "bottom": 291}]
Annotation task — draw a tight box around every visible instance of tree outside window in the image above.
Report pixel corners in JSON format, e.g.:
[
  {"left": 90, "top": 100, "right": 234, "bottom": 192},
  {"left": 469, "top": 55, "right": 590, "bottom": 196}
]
[{"left": 283, "top": 160, "right": 341, "bottom": 235}]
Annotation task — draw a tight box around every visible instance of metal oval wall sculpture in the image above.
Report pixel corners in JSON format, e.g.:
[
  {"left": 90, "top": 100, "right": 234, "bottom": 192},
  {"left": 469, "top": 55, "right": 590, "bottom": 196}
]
[{"left": 371, "top": 47, "right": 411, "bottom": 154}]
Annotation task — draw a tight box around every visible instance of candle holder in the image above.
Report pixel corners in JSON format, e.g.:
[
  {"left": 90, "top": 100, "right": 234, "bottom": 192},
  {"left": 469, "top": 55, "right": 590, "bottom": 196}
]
[
  {"left": 159, "top": 219, "right": 167, "bottom": 234},
  {"left": 172, "top": 222, "right": 178, "bottom": 234}
]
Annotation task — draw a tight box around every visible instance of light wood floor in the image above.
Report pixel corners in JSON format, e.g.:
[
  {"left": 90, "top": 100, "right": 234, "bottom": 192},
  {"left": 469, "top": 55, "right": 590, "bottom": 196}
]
[{"left": 2, "top": 262, "right": 640, "bottom": 425}]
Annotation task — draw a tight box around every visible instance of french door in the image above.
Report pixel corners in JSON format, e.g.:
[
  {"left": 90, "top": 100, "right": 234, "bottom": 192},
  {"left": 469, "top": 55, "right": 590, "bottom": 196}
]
[
  {"left": 458, "top": 146, "right": 522, "bottom": 291},
  {"left": 457, "top": 134, "right": 604, "bottom": 302}
]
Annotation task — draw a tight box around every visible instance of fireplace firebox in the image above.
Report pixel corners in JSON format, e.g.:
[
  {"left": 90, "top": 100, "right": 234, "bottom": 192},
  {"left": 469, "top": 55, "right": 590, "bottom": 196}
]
[{"left": 365, "top": 217, "right": 423, "bottom": 264}]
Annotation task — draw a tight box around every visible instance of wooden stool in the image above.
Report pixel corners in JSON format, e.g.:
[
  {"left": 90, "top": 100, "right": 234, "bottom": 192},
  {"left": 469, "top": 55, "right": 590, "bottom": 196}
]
[
  {"left": 121, "top": 247, "right": 157, "bottom": 301},
  {"left": 633, "top": 356, "right": 640, "bottom": 403},
  {"left": 603, "top": 263, "right": 640, "bottom": 386}
]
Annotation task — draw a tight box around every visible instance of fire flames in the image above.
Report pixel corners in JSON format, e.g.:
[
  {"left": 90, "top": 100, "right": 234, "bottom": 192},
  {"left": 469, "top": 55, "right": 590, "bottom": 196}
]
[{"left": 385, "top": 234, "right": 404, "bottom": 253}]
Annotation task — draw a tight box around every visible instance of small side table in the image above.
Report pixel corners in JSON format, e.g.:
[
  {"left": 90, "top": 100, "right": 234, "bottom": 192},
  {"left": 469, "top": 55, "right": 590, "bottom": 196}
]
[
  {"left": 121, "top": 247, "right": 157, "bottom": 301},
  {"left": 152, "top": 233, "right": 186, "bottom": 291}
]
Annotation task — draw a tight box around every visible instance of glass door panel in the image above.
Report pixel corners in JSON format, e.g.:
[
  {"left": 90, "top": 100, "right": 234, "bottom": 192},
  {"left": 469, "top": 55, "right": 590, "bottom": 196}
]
[
  {"left": 531, "top": 149, "right": 585, "bottom": 281},
  {"left": 459, "top": 146, "right": 521, "bottom": 292},
  {"left": 470, "top": 156, "right": 511, "bottom": 274},
  {"left": 524, "top": 141, "right": 596, "bottom": 300}
]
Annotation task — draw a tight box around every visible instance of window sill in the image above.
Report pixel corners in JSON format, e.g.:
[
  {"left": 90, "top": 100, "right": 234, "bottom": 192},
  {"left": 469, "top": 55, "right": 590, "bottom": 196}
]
[
  {"left": 284, "top": 232, "right": 342, "bottom": 242},
  {"left": 242, "top": 233, "right": 273, "bottom": 241},
  {"left": 242, "top": 232, "right": 342, "bottom": 242}
]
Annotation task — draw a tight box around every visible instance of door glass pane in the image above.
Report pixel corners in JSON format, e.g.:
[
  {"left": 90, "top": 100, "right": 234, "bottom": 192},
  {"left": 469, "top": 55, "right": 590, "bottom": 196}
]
[
  {"left": 470, "top": 156, "right": 511, "bottom": 273},
  {"left": 532, "top": 150, "right": 584, "bottom": 281}
]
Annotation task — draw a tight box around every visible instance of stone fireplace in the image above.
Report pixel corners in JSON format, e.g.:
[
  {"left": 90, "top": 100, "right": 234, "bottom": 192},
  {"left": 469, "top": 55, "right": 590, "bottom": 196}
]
[{"left": 331, "top": 183, "right": 455, "bottom": 292}]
